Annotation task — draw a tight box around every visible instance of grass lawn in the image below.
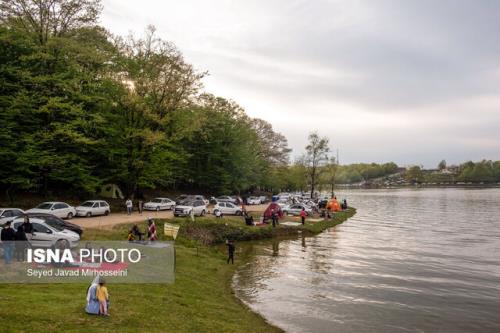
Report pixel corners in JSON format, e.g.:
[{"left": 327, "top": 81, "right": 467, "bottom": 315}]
[{"left": 0, "top": 209, "right": 355, "bottom": 333}]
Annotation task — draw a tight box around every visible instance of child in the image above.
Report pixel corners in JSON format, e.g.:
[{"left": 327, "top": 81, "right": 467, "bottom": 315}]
[{"left": 97, "top": 278, "right": 109, "bottom": 316}]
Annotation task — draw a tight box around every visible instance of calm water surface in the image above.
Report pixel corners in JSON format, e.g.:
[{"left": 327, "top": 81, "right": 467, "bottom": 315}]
[{"left": 233, "top": 188, "right": 500, "bottom": 332}]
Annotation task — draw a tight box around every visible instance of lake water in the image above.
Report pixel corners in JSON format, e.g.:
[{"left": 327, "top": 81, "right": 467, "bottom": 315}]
[{"left": 233, "top": 188, "right": 500, "bottom": 333}]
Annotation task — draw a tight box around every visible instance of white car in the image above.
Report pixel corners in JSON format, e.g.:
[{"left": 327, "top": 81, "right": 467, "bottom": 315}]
[
  {"left": 247, "top": 197, "right": 261, "bottom": 205},
  {"left": 0, "top": 208, "right": 25, "bottom": 225},
  {"left": 144, "top": 198, "right": 175, "bottom": 211},
  {"left": 26, "top": 202, "right": 77, "bottom": 219},
  {"left": 216, "top": 196, "right": 237, "bottom": 204},
  {"left": 212, "top": 202, "right": 243, "bottom": 216},
  {"left": 173, "top": 200, "right": 207, "bottom": 217},
  {"left": 75, "top": 200, "right": 110, "bottom": 217},
  {"left": 276, "top": 199, "right": 291, "bottom": 209},
  {"left": 1, "top": 217, "right": 80, "bottom": 249},
  {"left": 283, "top": 203, "right": 313, "bottom": 216}
]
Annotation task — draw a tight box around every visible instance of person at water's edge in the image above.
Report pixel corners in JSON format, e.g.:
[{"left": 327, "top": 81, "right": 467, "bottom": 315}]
[
  {"left": 226, "top": 240, "right": 235, "bottom": 264},
  {"left": 300, "top": 208, "right": 306, "bottom": 225}
]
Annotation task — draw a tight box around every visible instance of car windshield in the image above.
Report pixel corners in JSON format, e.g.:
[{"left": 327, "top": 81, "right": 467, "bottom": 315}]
[
  {"left": 151, "top": 199, "right": 162, "bottom": 203},
  {"left": 80, "top": 201, "right": 94, "bottom": 207},
  {"left": 44, "top": 220, "right": 64, "bottom": 231},
  {"left": 36, "top": 203, "right": 53, "bottom": 209},
  {"left": 182, "top": 201, "right": 195, "bottom": 206}
]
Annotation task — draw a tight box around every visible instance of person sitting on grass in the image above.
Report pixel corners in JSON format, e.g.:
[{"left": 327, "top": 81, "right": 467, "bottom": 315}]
[
  {"left": 244, "top": 212, "right": 254, "bottom": 226},
  {"left": 215, "top": 209, "right": 223, "bottom": 218},
  {"left": 97, "top": 278, "right": 110, "bottom": 316}
]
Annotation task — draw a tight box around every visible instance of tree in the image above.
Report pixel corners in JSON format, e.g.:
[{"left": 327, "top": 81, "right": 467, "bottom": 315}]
[
  {"left": 251, "top": 118, "right": 291, "bottom": 166},
  {"left": 304, "top": 132, "right": 329, "bottom": 198},
  {"left": 438, "top": 160, "right": 447, "bottom": 170},
  {"left": 323, "top": 156, "right": 338, "bottom": 197},
  {"left": 0, "top": 0, "right": 102, "bottom": 44},
  {"left": 405, "top": 166, "right": 424, "bottom": 184}
]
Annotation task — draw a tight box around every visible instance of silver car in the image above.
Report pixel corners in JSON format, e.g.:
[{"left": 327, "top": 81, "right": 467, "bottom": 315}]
[
  {"left": 0, "top": 208, "right": 25, "bottom": 225},
  {"left": 1, "top": 217, "right": 80, "bottom": 249},
  {"left": 282, "top": 203, "right": 313, "bottom": 216},
  {"left": 174, "top": 200, "right": 207, "bottom": 217}
]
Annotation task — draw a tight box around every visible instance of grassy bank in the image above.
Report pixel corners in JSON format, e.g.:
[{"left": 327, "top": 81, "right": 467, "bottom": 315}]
[{"left": 0, "top": 208, "right": 355, "bottom": 333}]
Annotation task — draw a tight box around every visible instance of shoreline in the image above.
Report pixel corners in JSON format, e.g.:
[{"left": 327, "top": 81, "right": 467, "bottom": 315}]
[
  {"left": 0, "top": 209, "right": 356, "bottom": 332},
  {"left": 226, "top": 208, "right": 357, "bottom": 332}
]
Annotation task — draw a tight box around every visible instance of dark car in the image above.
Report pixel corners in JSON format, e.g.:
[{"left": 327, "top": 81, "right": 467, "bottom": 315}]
[{"left": 25, "top": 212, "right": 83, "bottom": 236}]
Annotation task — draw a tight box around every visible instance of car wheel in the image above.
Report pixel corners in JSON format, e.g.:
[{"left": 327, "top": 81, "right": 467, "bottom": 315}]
[
  {"left": 104, "top": 210, "right": 109, "bottom": 216},
  {"left": 86, "top": 212, "right": 92, "bottom": 217},
  {"left": 236, "top": 210, "right": 242, "bottom": 216},
  {"left": 213, "top": 209, "right": 220, "bottom": 215},
  {"left": 67, "top": 212, "right": 74, "bottom": 219},
  {"left": 55, "top": 239, "right": 70, "bottom": 250},
  {"left": 200, "top": 210, "right": 206, "bottom": 216},
  {"left": 283, "top": 211, "right": 288, "bottom": 216}
]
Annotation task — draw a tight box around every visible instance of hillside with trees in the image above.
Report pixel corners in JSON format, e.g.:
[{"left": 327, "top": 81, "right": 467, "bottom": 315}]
[{"left": 0, "top": 0, "right": 292, "bottom": 200}]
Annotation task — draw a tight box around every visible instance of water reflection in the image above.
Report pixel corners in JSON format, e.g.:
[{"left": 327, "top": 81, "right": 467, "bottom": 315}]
[{"left": 234, "top": 188, "right": 500, "bottom": 333}]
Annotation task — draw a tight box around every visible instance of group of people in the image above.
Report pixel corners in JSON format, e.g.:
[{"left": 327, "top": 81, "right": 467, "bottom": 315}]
[
  {"left": 0, "top": 217, "right": 33, "bottom": 264},
  {"left": 125, "top": 198, "right": 144, "bottom": 215},
  {"left": 85, "top": 276, "right": 110, "bottom": 316},
  {"left": 127, "top": 218, "right": 158, "bottom": 242}
]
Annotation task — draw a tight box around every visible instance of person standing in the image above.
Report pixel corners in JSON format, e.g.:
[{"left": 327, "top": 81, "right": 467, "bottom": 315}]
[
  {"left": 125, "top": 199, "right": 133, "bottom": 215},
  {"left": 22, "top": 216, "right": 33, "bottom": 242},
  {"left": 299, "top": 208, "right": 307, "bottom": 225},
  {"left": 96, "top": 278, "right": 110, "bottom": 316},
  {"left": 14, "top": 224, "right": 28, "bottom": 261},
  {"left": 147, "top": 218, "right": 157, "bottom": 241},
  {"left": 1, "top": 221, "right": 16, "bottom": 264},
  {"left": 137, "top": 200, "right": 144, "bottom": 215},
  {"left": 226, "top": 240, "right": 235, "bottom": 264},
  {"left": 271, "top": 209, "right": 277, "bottom": 228}
]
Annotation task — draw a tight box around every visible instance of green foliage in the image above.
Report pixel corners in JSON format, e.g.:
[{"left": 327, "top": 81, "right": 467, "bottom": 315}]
[
  {"left": 0, "top": 6, "right": 292, "bottom": 198},
  {"left": 457, "top": 160, "right": 499, "bottom": 183},
  {"left": 335, "top": 162, "right": 399, "bottom": 184},
  {"left": 405, "top": 166, "right": 424, "bottom": 184}
]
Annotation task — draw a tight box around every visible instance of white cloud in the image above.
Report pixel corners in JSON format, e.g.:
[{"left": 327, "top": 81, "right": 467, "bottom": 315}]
[{"left": 101, "top": 0, "right": 500, "bottom": 167}]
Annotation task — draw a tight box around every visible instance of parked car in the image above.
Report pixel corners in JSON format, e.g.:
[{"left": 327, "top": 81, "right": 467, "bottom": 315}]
[
  {"left": 176, "top": 195, "right": 209, "bottom": 206},
  {"left": 258, "top": 196, "right": 268, "bottom": 204},
  {"left": 174, "top": 194, "right": 189, "bottom": 204},
  {"left": 0, "top": 208, "right": 25, "bottom": 225},
  {"left": 144, "top": 198, "right": 175, "bottom": 211},
  {"left": 1, "top": 217, "right": 80, "bottom": 249},
  {"left": 216, "top": 196, "right": 237, "bottom": 204},
  {"left": 276, "top": 199, "right": 291, "bottom": 209},
  {"left": 26, "top": 213, "right": 83, "bottom": 236},
  {"left": 282, "top": 203, "right": 313, "bottom": 216},
  {"left": 247, "top": 197, "right": 261, "bottom": 205},
  {"left": 212, "top": 202, "right": 242, "bottom": 216},
  {"left": 75, "top": 200, "right": 110, "bottom": 217},
  {"left": 174, "top": 200, "right": 207, "bottom": 217},
  {"left": 26, "top": 202, "right": 77, "bottom": 219}
]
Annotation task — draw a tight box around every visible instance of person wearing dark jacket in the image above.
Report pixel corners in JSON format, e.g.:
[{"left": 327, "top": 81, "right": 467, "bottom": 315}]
[
  {"left": 226, "top": 240, "right": 235, "bottom": 264},
  {"left": 14, "top": 224, "right": 28, "bottom": 261},
  {"left": 22, "top": 216, "right": 34, "bottom": 243},
  {"left": 1, "top": 221, "right": 16, "bottom": 264}
]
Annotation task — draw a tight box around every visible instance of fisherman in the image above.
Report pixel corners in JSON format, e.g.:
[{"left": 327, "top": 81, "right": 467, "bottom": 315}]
[{"left": 226, "top": 239, "right": 235, "bottom": 264}]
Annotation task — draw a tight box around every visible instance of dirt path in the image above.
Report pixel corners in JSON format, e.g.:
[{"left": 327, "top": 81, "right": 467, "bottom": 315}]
[{"left": 70, "top": 204, "right": 269, "bottom": 229}]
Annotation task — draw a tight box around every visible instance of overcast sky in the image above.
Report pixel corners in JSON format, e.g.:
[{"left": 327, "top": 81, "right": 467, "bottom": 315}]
[{"left": 101, "top": 0, "right": 500, "bottom": 167}]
